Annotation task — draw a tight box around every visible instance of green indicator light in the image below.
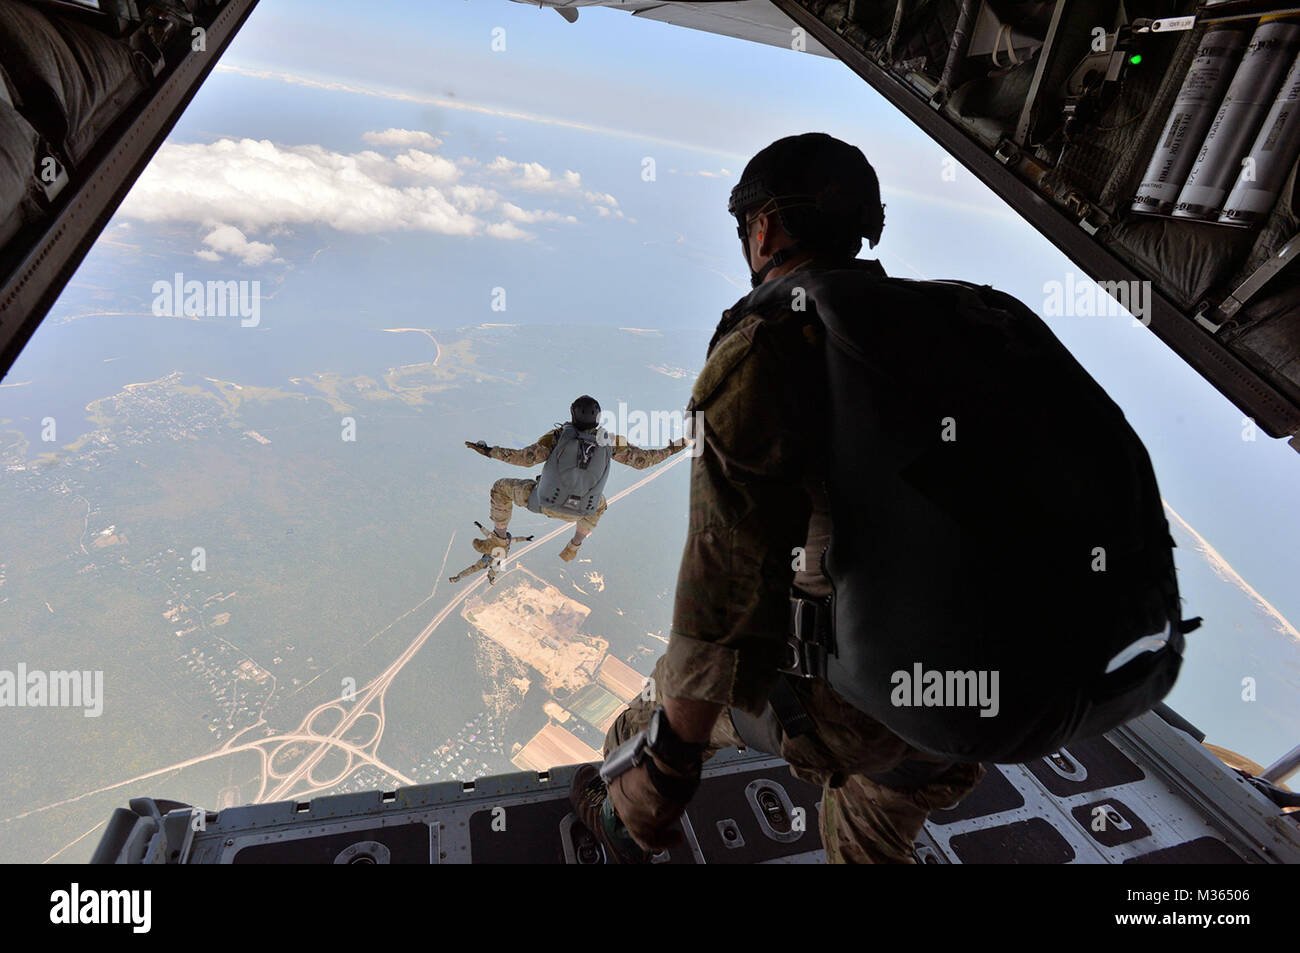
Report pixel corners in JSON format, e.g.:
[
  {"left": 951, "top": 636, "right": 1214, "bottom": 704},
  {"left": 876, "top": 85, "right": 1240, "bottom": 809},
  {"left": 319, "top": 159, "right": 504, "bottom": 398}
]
[{"left": 1129, "top": 53, "right": 1142, "bottom": 65}]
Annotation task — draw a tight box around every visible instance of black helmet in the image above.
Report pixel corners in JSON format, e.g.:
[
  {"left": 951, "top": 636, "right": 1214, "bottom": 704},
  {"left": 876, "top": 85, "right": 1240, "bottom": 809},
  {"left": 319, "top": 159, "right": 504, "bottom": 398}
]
[
  {"left": 570, "top": 395, "right": 600, "bottom": 429},
  {"left": 729, "top": 133, "right": 885, "bottom": 287}
]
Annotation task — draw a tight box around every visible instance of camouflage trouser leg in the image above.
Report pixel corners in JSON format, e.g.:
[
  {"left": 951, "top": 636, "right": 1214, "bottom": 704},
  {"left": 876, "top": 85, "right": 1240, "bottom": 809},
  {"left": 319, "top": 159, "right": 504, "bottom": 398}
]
[
  {"left": 819, "top": 762, "right": 985, "bottom": 864},
  {"left": 448, "top": 553, "right": 493, "bottom": 583},
  {"left": 492, "top": 483, "right": 606, "bottom": 538},
  {"left": 602, "top": 655, "right": 986, "bottom": 864},
  {"left": 602, "top": 656, "right": 743, "bottom": 757},
  {"left": 488, "top": 478, "right": 536, "bottom": 529},
  {"left": 575, "top": 495, "right": 608, "bottom": 536}
]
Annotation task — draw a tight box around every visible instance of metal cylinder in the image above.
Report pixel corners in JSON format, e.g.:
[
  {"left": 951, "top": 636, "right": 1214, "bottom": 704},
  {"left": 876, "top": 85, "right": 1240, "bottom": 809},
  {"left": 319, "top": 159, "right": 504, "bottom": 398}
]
[
  {"left": 1218, "top": 49, "right": 1300, "bottom": 225},
  {"left": 1262, "top": 742, "right": 1300, "bottom": 784},
  {"left": 937, "top": 0, "right": 977, "bottom": 101},
  {"left": 1131, "top": 26, "right": 1249, "bottom": 214},
  {"left": 1173, "top": 17, "right": 1300, "bottom": 220}
]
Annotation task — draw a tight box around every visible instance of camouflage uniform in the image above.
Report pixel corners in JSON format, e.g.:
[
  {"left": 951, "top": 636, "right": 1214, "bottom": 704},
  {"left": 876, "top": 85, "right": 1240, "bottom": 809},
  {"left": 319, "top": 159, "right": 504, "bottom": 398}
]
[
  {"left": 606, "top": 258, "right": 984, "bottom": 864},
  {"left": 486, "top": 428, "right": 680, "bottom": 535}
]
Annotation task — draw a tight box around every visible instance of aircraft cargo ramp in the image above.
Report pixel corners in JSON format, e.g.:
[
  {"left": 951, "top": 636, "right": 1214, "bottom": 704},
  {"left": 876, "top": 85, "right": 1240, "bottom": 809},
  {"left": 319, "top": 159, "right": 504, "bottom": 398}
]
[{"left": 91, "top": 708, "right": 1300, "bottom": 864}]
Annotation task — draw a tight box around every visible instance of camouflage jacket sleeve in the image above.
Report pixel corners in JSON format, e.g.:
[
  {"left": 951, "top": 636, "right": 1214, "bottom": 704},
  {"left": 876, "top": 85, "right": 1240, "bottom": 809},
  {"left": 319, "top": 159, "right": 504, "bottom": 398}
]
[
  {"left": 489, "top": 430, "right": 557, "bottom": 466},
  {"left": 611, "top": 434, "right": 682, "bottom": 470},
  {"left": 660, "top": 309, "right": 820, "bottom": 716}
]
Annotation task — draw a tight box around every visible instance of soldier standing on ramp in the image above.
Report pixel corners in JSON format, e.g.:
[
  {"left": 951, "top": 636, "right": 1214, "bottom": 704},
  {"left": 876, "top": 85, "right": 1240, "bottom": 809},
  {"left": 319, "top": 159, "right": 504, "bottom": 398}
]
[
  {"left": 571, "top": 132, "right": 1187, "bottom": 864},
  {"left": 569, "top": 134, "right": 987, "bottom": 863},
  {"left": 449, "top": 395, "right": 688, "bottom": 584}
]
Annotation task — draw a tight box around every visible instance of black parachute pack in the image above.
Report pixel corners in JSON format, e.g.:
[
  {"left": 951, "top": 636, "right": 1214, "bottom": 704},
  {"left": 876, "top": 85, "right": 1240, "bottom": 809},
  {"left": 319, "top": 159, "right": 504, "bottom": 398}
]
[{"left": 739, "top": 260, "right": 1197, "bottom": 764}]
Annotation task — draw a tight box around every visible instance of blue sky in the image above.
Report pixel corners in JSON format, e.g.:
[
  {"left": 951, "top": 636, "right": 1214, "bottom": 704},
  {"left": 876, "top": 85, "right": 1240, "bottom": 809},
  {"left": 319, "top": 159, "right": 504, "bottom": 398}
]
[
  {"left": 175, "top": 0, "right": 1300, "bottom": 619},
  {"left": 8, "top": 0, "right": 1299, "bottom": 761}
]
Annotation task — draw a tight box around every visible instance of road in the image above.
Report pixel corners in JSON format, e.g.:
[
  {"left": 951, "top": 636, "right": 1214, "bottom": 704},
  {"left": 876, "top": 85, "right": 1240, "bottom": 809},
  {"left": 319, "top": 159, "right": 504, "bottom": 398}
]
[
  {"left": 258, "top": 448, "right": 690, "bottom": 802},
  {"left": 8, "top": 446, "right": 692, "bottom": 847}
]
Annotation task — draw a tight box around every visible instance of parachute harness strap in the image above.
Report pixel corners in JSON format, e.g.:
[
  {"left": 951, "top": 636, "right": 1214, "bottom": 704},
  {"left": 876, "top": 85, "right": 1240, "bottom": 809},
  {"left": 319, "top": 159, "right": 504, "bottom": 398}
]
[{"left": 576, "top": 432, "right": 598, "bottom": 469}]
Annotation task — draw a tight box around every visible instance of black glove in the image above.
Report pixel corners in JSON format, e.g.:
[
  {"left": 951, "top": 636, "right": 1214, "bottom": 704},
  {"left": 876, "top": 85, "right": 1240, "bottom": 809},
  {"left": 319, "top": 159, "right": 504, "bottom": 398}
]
[{"left": 466, "top": 440, "right": 490, "bottom": 457}]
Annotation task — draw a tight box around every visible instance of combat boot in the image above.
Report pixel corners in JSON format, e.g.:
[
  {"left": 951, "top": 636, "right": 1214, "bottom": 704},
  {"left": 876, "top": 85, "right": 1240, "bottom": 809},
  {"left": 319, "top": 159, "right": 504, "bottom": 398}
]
[
  {"left": 569, "top": 764, "right": 649, "bottom": 864},
  {"left": 559, "top": 541, "right": 580, "bottom": 561}
]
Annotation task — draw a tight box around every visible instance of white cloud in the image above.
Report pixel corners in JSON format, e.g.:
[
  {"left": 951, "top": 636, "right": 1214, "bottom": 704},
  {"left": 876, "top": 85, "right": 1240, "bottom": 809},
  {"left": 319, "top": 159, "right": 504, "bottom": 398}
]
[
  {"left": 517, "top": 161, "right": 560, "bottom": 190},
  {"left": 501, "top": 202, "right": 577, "bottom": 225},
  {"left": 668, "top": 168, "right": 733, "bottom": 178},
  {"left": 394, "top": 149, "right": 460, "bottom": 183},
  {"left": 485, "top": 221, "right": 530, "bottom": 240},
  {"left": 487, "top": 155, "right": 625, "bottom": 219},
  {"left": 119, "top": 135, "right": 618, "bottom": 250},
  {"left": 199, "top": 224, "right": 279, "bottom": 266},
  {"left": 447, "top": 184, "right": 501, "bottom": 213},
  {"left": 362, "top": 128, "right": 443, "bottom": 149},
  {"left": 122, "top": 138, "right": 482, "bottom": 237},
  {"left": 489, "top": 156, "right": 576, "bottom": 191}
]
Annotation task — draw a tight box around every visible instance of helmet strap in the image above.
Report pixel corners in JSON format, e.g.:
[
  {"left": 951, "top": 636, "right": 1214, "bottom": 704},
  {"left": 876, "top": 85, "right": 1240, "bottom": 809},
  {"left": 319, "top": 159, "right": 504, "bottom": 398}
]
[{"left": 749, "top": 243, "right": 802, "bottom": 288}]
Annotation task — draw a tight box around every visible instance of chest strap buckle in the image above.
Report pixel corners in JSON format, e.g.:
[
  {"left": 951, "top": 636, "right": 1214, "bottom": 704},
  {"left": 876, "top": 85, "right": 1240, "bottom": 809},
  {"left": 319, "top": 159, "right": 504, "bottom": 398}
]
[{"left": 781, "top": 593, "right": 831, "bottom": 679}]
